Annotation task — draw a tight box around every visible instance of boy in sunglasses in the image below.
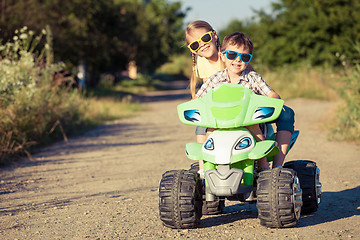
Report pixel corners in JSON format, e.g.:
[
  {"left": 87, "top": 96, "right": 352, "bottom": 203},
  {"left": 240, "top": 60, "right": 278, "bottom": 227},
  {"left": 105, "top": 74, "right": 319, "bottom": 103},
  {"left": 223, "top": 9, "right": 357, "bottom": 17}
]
[{"left": 196, "top": 32, "right": 295, "bottom": 171}]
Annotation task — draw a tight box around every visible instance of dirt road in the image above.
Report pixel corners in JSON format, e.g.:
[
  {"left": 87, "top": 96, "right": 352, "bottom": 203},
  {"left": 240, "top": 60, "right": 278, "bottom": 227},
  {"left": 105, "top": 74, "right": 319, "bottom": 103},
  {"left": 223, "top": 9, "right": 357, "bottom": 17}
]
[{"left": 1, "top": 85, "right": 359, "bottom": 240}]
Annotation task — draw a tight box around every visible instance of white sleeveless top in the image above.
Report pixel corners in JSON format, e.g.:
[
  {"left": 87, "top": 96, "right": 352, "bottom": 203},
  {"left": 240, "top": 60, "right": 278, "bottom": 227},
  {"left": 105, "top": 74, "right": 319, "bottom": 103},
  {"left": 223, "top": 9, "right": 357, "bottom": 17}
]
[{"left": 195, "top": 55, "right": 224, "bottom": 81}]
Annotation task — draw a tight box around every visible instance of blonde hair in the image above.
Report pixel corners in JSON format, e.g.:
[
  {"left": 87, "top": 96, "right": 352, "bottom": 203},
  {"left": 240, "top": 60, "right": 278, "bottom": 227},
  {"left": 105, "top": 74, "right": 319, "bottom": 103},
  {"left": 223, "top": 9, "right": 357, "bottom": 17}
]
[{"left": 185, "top": 20, "right": 222, "bottom": 98}]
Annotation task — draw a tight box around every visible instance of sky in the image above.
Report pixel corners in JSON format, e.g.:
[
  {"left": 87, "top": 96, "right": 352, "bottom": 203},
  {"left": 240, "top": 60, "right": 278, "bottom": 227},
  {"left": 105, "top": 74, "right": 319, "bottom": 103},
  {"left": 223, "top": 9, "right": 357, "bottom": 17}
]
[{"left": 167, "top": 0, "right": 275, "bottom": 31}]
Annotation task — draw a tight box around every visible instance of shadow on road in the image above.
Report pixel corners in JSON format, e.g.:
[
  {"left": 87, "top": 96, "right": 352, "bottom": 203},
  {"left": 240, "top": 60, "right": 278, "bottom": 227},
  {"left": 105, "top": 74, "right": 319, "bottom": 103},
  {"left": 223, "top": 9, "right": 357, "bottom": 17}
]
[
  {"left": 0, "top": 120, "right": 165, "bottom": 176},
  {"left": 299, "top": 185, "right": 360, "bottom": 227},
  {"left": 197, "top": 186, "right": 360, "bottom": 228},
  {"left": 132, "top": 89, "right": 191, "bottom": 103},
  {"left": 199, "top": 202, "right": 258, "bottom": 228},
  {"left": 131, "top": 80, "right": 191, "bottom": 103}
]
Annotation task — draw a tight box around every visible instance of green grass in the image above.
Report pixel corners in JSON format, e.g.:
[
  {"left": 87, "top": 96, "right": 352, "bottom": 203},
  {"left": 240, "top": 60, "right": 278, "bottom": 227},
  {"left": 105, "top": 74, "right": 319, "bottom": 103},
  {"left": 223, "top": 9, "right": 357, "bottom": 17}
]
[{"left": 83, "top": 86, "right": 144, "bottom": 124}]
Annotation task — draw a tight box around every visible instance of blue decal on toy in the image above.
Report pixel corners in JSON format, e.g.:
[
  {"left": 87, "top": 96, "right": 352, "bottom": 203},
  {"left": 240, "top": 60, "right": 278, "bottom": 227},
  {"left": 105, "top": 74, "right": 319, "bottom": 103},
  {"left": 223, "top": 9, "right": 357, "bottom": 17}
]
[
  {"left": 252, "top": 107, "right": 275, "bottom": 120},
  {"left": 204, "top": 138, "right": 214, "bottom": 150},
  {"left": 184, "top": 109, "right": 201, "bottom": 122},
  {"left": 234, "top": 137, "right": 252, "bottom": 150}
]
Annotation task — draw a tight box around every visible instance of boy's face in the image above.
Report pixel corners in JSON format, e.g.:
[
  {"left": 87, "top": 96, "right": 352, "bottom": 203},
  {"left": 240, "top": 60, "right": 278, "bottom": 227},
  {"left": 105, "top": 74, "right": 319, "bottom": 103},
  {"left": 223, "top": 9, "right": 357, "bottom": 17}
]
[{"left": 221, "top": 44, "right": 250, "bottom": 77}]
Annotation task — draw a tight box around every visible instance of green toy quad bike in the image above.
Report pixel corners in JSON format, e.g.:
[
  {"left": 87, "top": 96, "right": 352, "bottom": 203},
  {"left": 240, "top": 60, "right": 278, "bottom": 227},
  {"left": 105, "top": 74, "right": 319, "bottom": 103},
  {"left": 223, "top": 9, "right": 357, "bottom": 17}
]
[{"left": 158, "top": 83, "right": 321, "bottom": 229}]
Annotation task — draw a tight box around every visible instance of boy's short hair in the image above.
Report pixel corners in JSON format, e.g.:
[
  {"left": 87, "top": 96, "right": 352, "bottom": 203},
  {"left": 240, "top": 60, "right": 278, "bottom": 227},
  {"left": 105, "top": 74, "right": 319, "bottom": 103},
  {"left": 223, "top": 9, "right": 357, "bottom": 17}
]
[{"left": 221, "top": 32, "right": 253, "bottom": 54}]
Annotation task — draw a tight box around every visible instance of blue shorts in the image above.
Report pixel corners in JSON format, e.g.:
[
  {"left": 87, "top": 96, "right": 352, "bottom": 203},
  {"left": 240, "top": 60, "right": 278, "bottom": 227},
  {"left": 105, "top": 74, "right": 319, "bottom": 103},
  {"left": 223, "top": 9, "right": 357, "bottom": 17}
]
[{"left": 275, "top": 105, "right": 295, "bottom": 133}]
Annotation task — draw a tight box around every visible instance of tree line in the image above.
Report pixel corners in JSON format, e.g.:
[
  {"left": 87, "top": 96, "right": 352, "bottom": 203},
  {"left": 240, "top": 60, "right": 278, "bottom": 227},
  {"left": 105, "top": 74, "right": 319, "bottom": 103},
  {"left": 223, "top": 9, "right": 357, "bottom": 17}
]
[
  {"left": 1, "top": 0, "right": 359, "bottom": 83},
  {"left": 221, "top": 0, "right": 360, "bottom": 68},
  {"left": 0, "top": 0, "right": 186, "bottom": 85}
]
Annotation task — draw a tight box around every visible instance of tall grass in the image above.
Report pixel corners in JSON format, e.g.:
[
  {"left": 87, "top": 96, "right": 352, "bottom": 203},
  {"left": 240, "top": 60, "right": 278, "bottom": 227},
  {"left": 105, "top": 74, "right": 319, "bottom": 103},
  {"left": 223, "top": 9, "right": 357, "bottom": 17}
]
[
  {"left": 260, "top": 63, "right": 338, "bottom": 100},
  {"left": 332, "top": 43, "right": 360, "bottom": 143}
]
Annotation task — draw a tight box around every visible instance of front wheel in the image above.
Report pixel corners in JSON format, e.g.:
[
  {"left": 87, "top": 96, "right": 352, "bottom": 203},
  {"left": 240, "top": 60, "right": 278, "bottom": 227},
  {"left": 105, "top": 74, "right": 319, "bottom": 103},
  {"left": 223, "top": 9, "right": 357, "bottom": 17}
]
[
  {"left": 158, "top": 170, "right": 202, "bottom": 229},
  {"left": 256, "top": 168, "right": 302, "bottom": 228}
]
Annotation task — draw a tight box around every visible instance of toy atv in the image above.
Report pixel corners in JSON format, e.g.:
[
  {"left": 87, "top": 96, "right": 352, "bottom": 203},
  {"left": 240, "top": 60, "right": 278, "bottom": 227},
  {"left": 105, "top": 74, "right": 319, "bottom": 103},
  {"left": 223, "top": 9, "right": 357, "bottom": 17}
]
[{"left": 158, "top": 83, "right": 321, "bottom": 229}]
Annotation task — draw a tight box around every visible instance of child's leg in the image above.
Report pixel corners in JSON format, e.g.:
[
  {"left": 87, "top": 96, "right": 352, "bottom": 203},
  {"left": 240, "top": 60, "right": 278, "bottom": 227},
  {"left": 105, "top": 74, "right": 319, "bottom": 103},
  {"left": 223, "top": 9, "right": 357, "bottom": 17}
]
[
  {"left": 196, "top": 133, "right": 206, "bottom": 171},
  {"left": 273, "top": 105, "right": 295, "bottom": 168},
  {"left": 246, "top": 125, "right": 269, "bottom": 170},
  {"left": 196, "top": 127, "right": 208, "bottom": 175},
  {"left": 273, "top": 130, "right": 291, "bottom": 167}
]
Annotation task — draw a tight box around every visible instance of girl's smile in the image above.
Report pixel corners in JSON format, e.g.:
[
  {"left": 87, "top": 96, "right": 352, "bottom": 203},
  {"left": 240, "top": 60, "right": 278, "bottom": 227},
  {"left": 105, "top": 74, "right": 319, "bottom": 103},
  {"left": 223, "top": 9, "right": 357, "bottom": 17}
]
[{"left": 199, "top": 44, "right": 210, "bottom": 53}]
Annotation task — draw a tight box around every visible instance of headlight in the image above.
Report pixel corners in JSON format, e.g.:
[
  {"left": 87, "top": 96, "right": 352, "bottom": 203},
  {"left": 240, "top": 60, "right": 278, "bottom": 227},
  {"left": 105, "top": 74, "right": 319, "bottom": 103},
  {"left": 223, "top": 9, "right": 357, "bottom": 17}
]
[
  {"left": 204, "top": 138, "right": 214, "bottom": 150},
  {"left": 234, "top": 137, "right": 252, "bottom": 150}
]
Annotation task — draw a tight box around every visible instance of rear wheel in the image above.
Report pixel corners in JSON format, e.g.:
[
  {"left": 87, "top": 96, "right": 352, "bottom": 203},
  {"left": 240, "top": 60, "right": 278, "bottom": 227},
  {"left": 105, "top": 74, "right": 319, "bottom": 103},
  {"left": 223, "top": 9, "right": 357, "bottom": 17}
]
[
  {"left": 284, "top": 160, "right": 321, "bottom": 214},
  {"left": 158, "top": 170, "right": 202, "bottom": 229},
  {"left": 202, "top": 198, "right": 225, "bottom": 215},
  {"left": 257, "top": 168, "right": 302, "bottom": 228}
]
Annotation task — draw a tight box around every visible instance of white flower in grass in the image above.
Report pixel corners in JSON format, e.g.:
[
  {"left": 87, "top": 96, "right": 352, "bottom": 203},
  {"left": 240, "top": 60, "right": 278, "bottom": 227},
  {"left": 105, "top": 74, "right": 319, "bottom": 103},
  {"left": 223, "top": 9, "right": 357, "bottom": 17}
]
[{"left": 19, "top": 33, "right": 28, "bottom": 39}]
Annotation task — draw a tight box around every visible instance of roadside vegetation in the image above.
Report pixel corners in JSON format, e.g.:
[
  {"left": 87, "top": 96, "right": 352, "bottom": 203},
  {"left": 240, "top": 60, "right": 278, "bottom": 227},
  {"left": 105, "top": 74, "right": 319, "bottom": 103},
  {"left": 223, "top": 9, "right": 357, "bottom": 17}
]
[
  {"left": 0, "top": 28, "right": 143, "bottom": 165},
  {"left": 331, "top": 43, "right": 360, "bottom": 143}
]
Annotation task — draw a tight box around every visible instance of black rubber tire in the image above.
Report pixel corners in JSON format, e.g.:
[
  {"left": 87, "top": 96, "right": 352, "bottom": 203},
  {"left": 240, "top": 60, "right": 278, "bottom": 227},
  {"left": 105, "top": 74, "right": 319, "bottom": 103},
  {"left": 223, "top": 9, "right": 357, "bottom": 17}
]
[
  {"left": 284, "top": 160, "right": 321, "bottom": 214},
  {"left": 202, "top": 198, "right": 225, "bottom": 215},
  {"left": 188, "top": 162, "right": 200, "bottom": 174},
  {"left": 188, "top": 162, "right": 225, "bottom": 215},
  {"left": 158, "top": 170, "right": 202, "bottom": 229},
  {"left": 256, "top": 168, "right": 302, "bottom": 228}
]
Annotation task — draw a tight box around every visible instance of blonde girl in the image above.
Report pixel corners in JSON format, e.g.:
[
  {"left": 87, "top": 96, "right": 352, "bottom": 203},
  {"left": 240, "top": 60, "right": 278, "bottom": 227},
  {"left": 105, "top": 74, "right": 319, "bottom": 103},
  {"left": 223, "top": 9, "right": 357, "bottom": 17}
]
[{"left": 185, "top": 20, "right": 224, "bottom": 98}]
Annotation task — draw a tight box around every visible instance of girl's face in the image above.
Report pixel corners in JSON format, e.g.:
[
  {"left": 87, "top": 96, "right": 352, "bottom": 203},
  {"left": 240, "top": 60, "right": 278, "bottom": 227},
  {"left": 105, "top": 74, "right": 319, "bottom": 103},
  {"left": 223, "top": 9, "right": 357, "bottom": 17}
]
[
  {"left": 186, "top": 28, "right": 218, "bottom": 59},
  {"left": 220, "top": 44, "right": 250, "bottom": 79}
]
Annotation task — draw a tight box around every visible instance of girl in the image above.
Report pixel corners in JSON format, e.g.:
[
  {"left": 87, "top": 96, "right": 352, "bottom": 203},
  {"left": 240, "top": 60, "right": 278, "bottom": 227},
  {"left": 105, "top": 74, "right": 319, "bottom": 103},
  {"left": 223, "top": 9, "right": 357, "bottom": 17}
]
[{"left": 185, "top": 20, "right": 224, "bottom": 98}]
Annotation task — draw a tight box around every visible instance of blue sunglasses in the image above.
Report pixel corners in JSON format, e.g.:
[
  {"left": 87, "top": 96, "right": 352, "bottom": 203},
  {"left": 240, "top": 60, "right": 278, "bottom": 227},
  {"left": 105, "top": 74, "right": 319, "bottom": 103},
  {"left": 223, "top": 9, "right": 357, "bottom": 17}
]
[{"left": 222, "top": 50, "right": 253, "bottom": 63}]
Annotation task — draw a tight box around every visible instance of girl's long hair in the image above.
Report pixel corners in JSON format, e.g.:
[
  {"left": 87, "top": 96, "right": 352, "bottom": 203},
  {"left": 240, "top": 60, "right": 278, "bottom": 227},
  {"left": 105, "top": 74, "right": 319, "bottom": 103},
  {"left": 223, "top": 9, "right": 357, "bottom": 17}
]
[{"left": 185, "top": 20, "right": 221, "bottom": 98}]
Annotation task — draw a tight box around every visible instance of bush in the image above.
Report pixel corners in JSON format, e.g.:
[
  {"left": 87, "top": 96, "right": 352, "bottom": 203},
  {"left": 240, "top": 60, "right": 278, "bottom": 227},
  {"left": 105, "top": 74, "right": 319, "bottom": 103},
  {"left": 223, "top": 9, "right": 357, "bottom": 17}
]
[
  {"left": 332, "top": 43, "right": 360, "bottom": 143},
  {"left": 0, "top": 27, "right": 85, "bottom": 164}
]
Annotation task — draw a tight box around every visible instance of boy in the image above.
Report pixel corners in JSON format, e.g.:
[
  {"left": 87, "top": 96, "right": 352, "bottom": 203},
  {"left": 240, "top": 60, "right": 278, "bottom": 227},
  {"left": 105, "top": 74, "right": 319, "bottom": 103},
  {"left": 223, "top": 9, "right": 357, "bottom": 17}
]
[{"left": 195, "top": 32, "right": 295, "bottom": 170}]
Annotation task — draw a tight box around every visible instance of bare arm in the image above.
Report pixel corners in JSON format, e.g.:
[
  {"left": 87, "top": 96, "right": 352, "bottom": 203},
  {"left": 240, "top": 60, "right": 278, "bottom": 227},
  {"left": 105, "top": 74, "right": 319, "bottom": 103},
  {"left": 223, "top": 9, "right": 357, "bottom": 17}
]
[
  {"left": 246, "top": 124, "right": 265, "bottom": 142},
  {"left": 267, "top": 90, "right": 281, "bottom": 99}
]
